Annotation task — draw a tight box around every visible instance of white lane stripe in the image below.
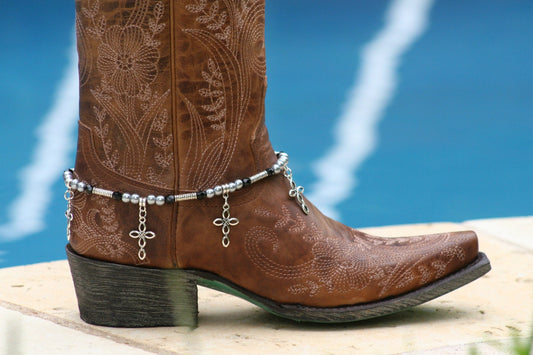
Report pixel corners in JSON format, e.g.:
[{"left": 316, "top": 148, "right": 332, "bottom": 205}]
[
  {"left": 0, "top": 37, "right": 79, "bottom": 241},
  {"left": 306, "top": 0, "right": 435, "bottom": 220}
]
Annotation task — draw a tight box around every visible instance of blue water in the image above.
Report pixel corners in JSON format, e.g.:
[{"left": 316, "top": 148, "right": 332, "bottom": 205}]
[{"left": 1, "top": 0, "right": 532, "bottom": 267}]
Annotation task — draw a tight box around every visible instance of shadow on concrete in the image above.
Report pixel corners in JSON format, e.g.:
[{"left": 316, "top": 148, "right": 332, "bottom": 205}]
[{"left": 197, "top": 303, "right": 480, "bottom": 331}]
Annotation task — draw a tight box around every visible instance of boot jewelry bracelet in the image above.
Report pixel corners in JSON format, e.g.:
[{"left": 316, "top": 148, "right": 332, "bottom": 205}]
[{"left": 63, "top": 152, "right": 309, "bottom": 260}]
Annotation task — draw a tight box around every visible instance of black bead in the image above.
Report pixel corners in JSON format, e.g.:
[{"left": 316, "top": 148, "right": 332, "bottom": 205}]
[
  {"left": 68, "top": 168, "right": 75, "bottom": 174},
  {"left": 165, "top": 195, "right": 175, "bottom": 204},
  {"left": 86, "top": 185, "right": 93, "bottom": 195},
  {"left": 196, "top": 191, "right": 207, "bottom": 200},
  {"left": 112, "top": 191, "right": 122, "bottom": 201},
  {"left": 242, "top": 178, "right": 252, "bottom": 187},
  {"left": 266, "top": 168, "right": 275, "bottom": 176}
]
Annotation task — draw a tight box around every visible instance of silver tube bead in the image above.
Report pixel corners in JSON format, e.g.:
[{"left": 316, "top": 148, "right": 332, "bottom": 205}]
[
  {"left": 175, "top": 193, "right": 197, "bottom": 202},
  {"left": 250, "top": 170, "right": 268, "bottom": 183},
  {"left": 92, "top": 188, "right": 113, "bottom": 198}
]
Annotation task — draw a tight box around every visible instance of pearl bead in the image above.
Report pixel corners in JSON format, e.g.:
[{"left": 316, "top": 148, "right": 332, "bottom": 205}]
[
  {"left": 70, "top": 179, "right": 79, "bottom": 190},
  {"left": 147, "top": 195, "right": 156, "bottom": 205},
  {"left": 235, "top": 179, "right": 243, "bottom": 190},
  {"left": 272, "top": 164, "right": 281, "bottom": 174},
  {"left": 130, "top": 194, "right": 140, "bottom": 204},
  {"left": 122, "top": 193, "right": 131, "bottom": 203},
  {"left": 206, "top": 188, "right": 215, "bottom": 198},
  {"left": 156, "top": 195, "right": 165, "bottom": 206},
  {"left": 214, "top": 186, "right": 223, "bottom": 196},
  {"left": 229, "top": 182, "right": 236, "bottom": 192},
  {"left": 77, "top": 182, "right": 86, "bottom": 192}
]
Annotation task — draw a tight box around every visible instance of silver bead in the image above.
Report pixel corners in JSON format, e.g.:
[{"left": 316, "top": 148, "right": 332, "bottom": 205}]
[
  {"left": 214, "top": 186, "right": 223, "bottom": 196},
  {"left": 70, "top": 179, "right": 79, "bottom": 190},
  {"left": 122, "top": 193, "right": 131, "bottom": 203},
  {"left": 229, "top": 182, "right": 236, "bottom": 193},
  {"left": 206, "top": 188, "right": 215, "bottom": 198},
  {"left": 235, "top": 179, "right": 243, "bottom": 190},
  {"left": 147, "top": 195, "right": 156, "bottom": 205},
  {"left": 156, "top": 195, "right": 165, "bottom": 206},
  {"left": 63, "top": 170, "right": 73, "bottom": 180},
  {"left": 130, "top": 194, "right": 140, "bottom": 204},
  {"left": 272, "top": 164, "right": 281, "bottom": 174},
  {"left": 222, "top": 184, "right": 230, "bottom": 194},
  {"left": 77, "top": 182, "right": 86, "bottom": 192}
]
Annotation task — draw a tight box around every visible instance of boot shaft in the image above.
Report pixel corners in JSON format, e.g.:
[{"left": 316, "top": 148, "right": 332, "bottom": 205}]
[
  {"left": 72, "top": 0, "right": 275, "bottom": 266},
  {"left": 75, "top": 0, "right": 273, "bottom": 189}
]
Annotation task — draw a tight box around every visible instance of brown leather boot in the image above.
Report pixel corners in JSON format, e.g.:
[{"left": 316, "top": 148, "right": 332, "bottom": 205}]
[{"left": 65, "top": 0, "right": 490, "bottom": 327}]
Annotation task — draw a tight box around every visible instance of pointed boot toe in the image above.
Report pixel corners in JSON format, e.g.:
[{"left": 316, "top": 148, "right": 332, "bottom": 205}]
[{"left": 348, "top": 229, "right": 484, "bottom": 303}]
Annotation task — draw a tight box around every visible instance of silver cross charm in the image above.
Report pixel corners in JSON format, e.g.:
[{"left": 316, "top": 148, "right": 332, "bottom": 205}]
[
  {"left": 213, "top": 193, "right": 239, "bottom": 247},
  {"left": 129, "top": 198, "right": 156, "bottom": 260}
]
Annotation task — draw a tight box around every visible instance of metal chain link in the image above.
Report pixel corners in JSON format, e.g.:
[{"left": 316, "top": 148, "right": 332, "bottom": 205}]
[{"left": 64, "top": 188, "right": 74, "bottom": 241}]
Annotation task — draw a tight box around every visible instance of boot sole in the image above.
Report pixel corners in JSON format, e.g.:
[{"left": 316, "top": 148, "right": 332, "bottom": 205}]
[{"left": 66, "top": 244, "right": 490, "bottom": 327}]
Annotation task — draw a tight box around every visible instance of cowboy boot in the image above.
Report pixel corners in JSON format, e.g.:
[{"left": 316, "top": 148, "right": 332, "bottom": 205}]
[{"left": 65, "top": 0, "right": 490, "bottom": 327}]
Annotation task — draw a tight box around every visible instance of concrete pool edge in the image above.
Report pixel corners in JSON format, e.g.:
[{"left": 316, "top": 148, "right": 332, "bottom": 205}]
[{"left": 1, "top": 217, "right": 531, "bottom": 354}]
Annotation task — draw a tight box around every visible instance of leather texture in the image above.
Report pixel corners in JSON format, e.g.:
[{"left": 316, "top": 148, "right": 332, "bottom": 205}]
[{"left": 71, "top": 0, "right": 479, "bottom": 307}]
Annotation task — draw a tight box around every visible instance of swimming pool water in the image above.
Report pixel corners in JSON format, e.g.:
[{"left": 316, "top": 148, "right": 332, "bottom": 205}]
[{"left": 1, "top": 0, "right": 531, "bottom": 267}]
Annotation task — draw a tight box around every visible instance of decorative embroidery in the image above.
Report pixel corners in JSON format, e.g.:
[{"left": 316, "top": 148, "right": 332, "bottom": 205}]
[
  {"left": 245, "top": 205, "right": 467, "bottom": 298},
  {"left": 71, "top": 193, "right": 139, "bottom": 262},
  {"left": 97, "top": 25, "right": 160, "bottom": 96},
  {"left": 181, "top": 0, "right": 267, "bottom": 190},
  {"left": 77, "top": 0, "right": 172, "bottom": 188}
]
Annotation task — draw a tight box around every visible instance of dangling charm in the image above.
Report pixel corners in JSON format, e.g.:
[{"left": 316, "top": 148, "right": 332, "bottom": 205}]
[
  {"left": 64, "top": 188, "right": 74, "bottom": 241},
  {"left": 213, "top": 192, "right": 239, "bottom": 247},
  {"left": 283, "top": 167, "right": 310, "bottom": 215},
  {"left": 129, "top": 198, "right": 156, "bottom": 260}
]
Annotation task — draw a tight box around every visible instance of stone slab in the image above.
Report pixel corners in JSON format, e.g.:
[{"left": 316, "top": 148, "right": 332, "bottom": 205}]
[
  {"left": 0, "top": 306, "right": 152, "bottom": 355},
  {"left": 464, "top": 216, "right": 533, "bottom": 251},
  {"left": 0, "top": 222, "right": 531, "bottom": 354}
]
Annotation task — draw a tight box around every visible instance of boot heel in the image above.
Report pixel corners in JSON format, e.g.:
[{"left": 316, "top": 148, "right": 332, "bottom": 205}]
[{"left": 66, "top": 244, "right": 198, "bottom": 328}]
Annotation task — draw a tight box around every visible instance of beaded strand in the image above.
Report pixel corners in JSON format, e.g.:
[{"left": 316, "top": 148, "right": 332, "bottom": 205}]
[
  {"left": 63, "top": 151, "right": 290, "bottom": 206},
  {"left": 63, "top": 151, "right": 309, "bottom": 259}
]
